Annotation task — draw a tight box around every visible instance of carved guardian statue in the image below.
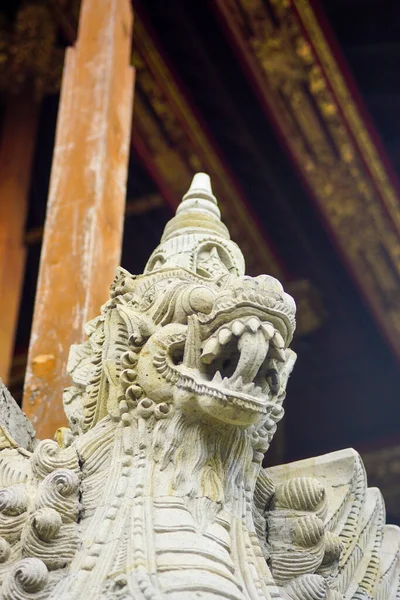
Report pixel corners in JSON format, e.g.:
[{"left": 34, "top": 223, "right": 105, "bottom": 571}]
[{"left": 0, "top": 174, "right": 398, "bottom": 600}]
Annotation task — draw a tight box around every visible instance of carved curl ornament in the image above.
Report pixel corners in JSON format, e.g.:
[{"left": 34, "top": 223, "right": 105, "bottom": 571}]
[{"left": 0, "top": 174, "right": 397, "bottom": 599}]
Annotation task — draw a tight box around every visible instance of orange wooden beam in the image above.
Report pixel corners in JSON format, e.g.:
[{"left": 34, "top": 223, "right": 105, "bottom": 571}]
[
  {"left": 0, "top": 95, "right": 39, "bottom": 383},
  {"left": 23, "top": 0, "right": 135, "bottom": 438}
]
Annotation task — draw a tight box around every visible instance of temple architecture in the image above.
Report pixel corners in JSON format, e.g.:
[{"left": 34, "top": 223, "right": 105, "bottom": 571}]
[{"left": 0, "top": 0, "right": 400, "bottom": 593}]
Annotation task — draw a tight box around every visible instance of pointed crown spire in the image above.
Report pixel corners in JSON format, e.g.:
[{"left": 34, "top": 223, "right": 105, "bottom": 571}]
[
  {"left": 145, "top": 173, "right": 245, "bottom": 276},
  {"left": 161, "top": 173, "right": 229, "bottom": 242}
]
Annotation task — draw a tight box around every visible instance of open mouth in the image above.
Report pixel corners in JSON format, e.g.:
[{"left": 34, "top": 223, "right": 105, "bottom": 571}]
[
  {"left": 153, "top": 312, "right": 287, "bottom": 417},
  {"left": 200, "top": 316, "right": 285, "bottom": 401}
]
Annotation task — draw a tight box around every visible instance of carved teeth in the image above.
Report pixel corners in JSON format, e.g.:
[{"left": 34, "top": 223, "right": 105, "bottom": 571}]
[
  {"left": 271, "top": 331, "right": 285, "bottom": 349},
  {"left": 233, "top": 330, "right": 268, "bottom": 383},
  {"left": 212, "top": 371, "right": 223, "bottom": 384},
  {"left": 201, "top": 337, "right": 220, "bottom": 364},
  {"left": 243, "top": 382, "right": 255, "bottom": 393},
  {"left": 232, "top": 320, "right": 245, "bottom": 336},
  {"left": 231, "top": 375, "right": 243, "bottom": 390},
  {"left": 219, "top": 328, "right": 232, "bottom": 345},
  {"left": 268, "top": 347, "right": 286, "bottom": 362},
  {"left": 246, "top": 317, "right": 260, "bottom": 333},
  {"left": 196, "top": 318, "right": 287, "bottom": 402},
  {"left": 178, "top": 373, "right": 267, "bottom": 413},
  {"left": 261, "top": 323, "right": 275, "bottom": 340}
]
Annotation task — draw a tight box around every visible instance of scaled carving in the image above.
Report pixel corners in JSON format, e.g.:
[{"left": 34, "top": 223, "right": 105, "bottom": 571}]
[{"left": 0, "top": 174, "right": 398, "bottom": 599}]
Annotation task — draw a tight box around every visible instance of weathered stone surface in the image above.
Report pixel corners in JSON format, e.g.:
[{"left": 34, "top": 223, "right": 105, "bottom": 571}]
[
  {"left": 0, "top": 174, "right": 398, "bottom": 599},
  {"left": 264, "top": 448, "right": 393, "bottom": 600},
  {"left": 0, "top": 378, "right": 36, "bottom": 451}
]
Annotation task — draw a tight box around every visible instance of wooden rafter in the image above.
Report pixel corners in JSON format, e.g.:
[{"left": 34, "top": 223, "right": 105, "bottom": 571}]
[
  {"left": 131, "top": 11, "right": 323, "bottom": 336},
  {"left": 132, "top": 14, "right": 285, "bottom": 282},
  {"left": 213, "top": 0, "right": 400, "bottom": 361}
]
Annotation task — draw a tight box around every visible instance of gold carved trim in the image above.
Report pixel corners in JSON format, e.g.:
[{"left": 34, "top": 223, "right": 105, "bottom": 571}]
[
  {"left": 295, "top": 0, "right": 400, "bottom": 238},
  {"left": 214, "top": 0, "right": 400, "bottom": 358}
]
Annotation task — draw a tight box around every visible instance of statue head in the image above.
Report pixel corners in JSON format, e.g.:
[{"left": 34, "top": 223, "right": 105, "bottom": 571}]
[{"left": 65, "top": 174, "right": 296, "bottom": 455}]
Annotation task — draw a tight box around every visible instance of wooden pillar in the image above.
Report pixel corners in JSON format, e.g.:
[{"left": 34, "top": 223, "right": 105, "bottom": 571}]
[
  {"left": 0, "top": 96, "right": 39, "bottom": 383},
  {"left": 23, "top": 0, "right": 135, "bottom": 438}
]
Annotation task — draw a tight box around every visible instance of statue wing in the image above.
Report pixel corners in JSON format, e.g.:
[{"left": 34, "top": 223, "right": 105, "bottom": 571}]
[{"left": 265, "top": 448, "right": 400, "bottom": 600}]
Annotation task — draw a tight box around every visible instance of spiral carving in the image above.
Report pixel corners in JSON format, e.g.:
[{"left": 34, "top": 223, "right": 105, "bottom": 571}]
[
  {"left": 2, "top": 557, "right": 49, "bottom": 599},
  {"left": 0, "top": 537, "right": 11, "bottom": 563},
  {"left": 46, "top": 469, "right": 79, "bottom": 497},
  {"left": 32, "top": 509, "right": 62, "bottom": 541},
  {"left": 154, "top": 402, "right": 173, "bottom": 419},
  {"left": 0, "top": 485, "right": 27, "bottom": 516},
  {"left": 32, "top": 440, "right": 80, "bottom": 480},
  {"left": 22, "top": 520, "right": 78, "bottom": 571},
  {"left": 36, "top": 469, "right": 80, "bottom": 523},
  {"left": 137, "top": 398, "right": 155, "bottom": 418}
]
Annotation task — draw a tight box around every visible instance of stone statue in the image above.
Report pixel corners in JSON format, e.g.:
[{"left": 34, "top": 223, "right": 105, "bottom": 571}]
[{"left": 0, "top": 173, "right": 398, "bottom": 600}]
